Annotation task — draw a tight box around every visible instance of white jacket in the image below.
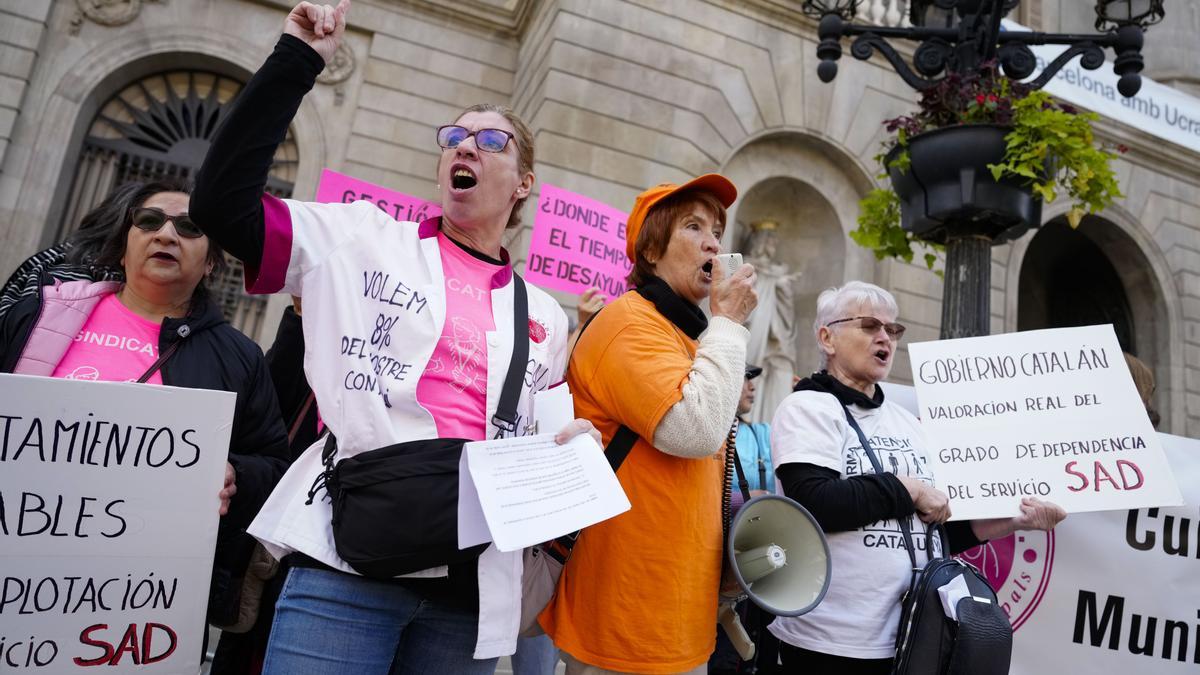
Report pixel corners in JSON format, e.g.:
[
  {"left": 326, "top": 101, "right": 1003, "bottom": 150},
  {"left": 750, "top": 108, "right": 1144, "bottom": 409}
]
[{"left": 247, "top": 198, "right": 568, "bottom": 658}]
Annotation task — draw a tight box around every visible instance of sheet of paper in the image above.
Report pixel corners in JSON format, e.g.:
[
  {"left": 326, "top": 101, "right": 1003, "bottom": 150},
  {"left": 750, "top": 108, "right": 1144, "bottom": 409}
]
[
  {"left": 457, "top": 448, "right": 494, "bottom": 549},
  {"left": 463, "top": 432, "right": 630, "bottom": 552},
  {"left": 533, "top": 383, "right": 575, "bottom": 436}
]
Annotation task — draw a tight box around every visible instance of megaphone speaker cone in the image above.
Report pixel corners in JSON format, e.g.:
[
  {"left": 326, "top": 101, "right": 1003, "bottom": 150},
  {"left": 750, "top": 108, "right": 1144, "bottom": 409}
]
[{"left": 727, "top": 494, "right": 832, "bottom": 617}]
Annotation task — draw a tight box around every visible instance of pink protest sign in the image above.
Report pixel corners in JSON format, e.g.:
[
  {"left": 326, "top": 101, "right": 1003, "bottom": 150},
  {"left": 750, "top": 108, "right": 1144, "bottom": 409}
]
[
  {"left": 526, "top": 184, "right": 631, "bottom": 300},
  {"left": 314, "top": 168, "right": 441, "bottom": 222}
]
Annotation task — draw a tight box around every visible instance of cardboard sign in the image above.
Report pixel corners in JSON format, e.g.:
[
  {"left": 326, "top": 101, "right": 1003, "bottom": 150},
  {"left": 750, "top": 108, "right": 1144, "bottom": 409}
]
[
  {"left": 908, "top": 325, "right": 1182, "bottom": 520},
  {"left": 525, "top": 184, "right": 631, "bottom": 301},
  {"left": 314, "top": 168, "right": 440, "bottom": 222},
  {"left": 0, "top": 375, "right": 234, "bottom": 673}
]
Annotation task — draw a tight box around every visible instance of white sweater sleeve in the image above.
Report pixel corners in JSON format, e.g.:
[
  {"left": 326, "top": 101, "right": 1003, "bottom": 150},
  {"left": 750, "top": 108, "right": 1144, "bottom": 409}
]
[{"left": 651, "top": 316, "right": 749, "bottom": 458}]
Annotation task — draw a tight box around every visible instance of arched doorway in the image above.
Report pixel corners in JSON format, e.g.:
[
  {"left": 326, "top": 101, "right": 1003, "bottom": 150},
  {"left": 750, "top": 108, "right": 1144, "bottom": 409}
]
[
  {"left": 1018, "top": 215, "right": 1169, "bottom": 423},
  {"left": 57, "top": 70, "right": 299, "bottom": 337}
]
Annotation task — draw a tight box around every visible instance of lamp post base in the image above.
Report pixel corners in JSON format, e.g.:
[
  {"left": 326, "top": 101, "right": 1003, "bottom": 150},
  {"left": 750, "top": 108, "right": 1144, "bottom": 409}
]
[{"left": 940, "top": 233, "right": 993, "bottom": 339}]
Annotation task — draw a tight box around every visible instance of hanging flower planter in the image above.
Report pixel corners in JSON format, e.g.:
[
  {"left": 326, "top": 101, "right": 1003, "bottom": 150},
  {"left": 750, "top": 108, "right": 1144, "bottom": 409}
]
[
  {"left": 851, "top": 63, "right": 1123, "bottom": 269},
  {"left": 886, "top": 124, "right": 1041, "bottom": 245}
]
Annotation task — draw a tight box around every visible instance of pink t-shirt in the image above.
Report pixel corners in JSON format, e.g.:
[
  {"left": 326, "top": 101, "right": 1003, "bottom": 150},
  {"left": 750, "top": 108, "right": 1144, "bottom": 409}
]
[
  {"left": 51, "top": 294, "right": 164, "bottom": 384},
  {"left": 416, "top": 232, "right": 502, "bottom": 440}
]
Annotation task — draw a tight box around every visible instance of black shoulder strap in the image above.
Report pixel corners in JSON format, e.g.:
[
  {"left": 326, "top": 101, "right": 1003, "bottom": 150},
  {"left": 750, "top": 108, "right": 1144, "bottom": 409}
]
[
  {"left": 841, "top": 405, "right": 924, "bottom": 571},
  {"left": 605, "top": 424, "right": 637, "bottom": 472},
  {"left": 137, "top": 324, "right": 190, "bottom": 383},
  {"left": 545, "top": 423, "right": 636, "bottom": 561},
  {"left": 491, "top": 274, "right": 529, "bottom": 436}
]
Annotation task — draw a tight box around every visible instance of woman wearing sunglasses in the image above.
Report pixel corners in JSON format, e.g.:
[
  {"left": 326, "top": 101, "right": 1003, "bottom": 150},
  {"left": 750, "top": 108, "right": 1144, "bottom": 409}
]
[
  {"left": 768, "top": 281, "right": 1065, "bottom": 673},
  {"left": 0, "top": 177, "right": 291, "bottom": 650},
  {"left": 188, "top": 1, "right": 597, "bottom": 672}
]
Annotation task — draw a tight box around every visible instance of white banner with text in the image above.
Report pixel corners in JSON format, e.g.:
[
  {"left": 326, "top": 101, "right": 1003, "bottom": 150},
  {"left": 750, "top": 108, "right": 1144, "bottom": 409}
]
[
  {"left": 1002, "top": 433, "right": 1200, "bottom": 673},
  {"left": 1004, "top": 19, "right": 1200, "bottom": 154}
]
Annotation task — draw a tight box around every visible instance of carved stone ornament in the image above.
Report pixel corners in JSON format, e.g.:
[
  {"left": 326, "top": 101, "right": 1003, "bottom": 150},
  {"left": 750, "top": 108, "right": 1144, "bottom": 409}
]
[
  {"left": 316, "top": 44, "right": 356, "bottom": 85},
  {"left": 70, "top": 0, "right": 160, "bottom": 36}
]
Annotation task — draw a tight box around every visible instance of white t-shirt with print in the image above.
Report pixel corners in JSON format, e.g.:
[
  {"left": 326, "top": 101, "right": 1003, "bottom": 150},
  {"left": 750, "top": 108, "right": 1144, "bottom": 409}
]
[{"left": 768, "top": 389, "right": 939, "bottom": 659}]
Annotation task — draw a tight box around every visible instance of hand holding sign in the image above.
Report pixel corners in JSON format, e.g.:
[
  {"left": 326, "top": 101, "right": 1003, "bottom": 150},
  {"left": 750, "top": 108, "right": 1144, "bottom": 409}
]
[
  {"left": 576, "top": 288, "right": 605, "bottom": 324},
  {"left": 898, "top": 476, "right": 952, "bottom": 524},
  {"left": 219, "top": 462, "right": 237, "bottom": 516}
]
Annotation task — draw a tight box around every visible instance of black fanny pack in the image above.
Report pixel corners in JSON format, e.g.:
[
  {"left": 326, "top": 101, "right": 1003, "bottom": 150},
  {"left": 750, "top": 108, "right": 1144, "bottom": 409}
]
[{"left": 306, "top": 274, "right": 530, "bottom": 579}]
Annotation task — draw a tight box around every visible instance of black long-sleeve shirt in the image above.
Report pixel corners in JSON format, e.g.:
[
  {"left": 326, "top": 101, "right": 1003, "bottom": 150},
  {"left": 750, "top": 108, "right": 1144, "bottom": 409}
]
[
  {"left": 191, "top": 34, "right": 325, "bottom": 263},
  {"left": 777, "top": 462, "right": 981, "bottom": 555}
]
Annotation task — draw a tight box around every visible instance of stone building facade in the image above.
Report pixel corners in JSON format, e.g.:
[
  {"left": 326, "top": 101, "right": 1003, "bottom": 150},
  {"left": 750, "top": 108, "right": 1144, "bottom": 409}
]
[{"left": 1, "top": 0, "right": 1198, "bottom": 435}]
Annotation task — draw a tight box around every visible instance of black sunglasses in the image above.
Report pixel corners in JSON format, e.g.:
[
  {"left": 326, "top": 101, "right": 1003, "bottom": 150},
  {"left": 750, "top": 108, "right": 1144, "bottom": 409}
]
[
  {"left": 827, "top": 316, "right": 907, "bottom": 339},
  {"left": 436, "top": 125, "right": 514, "bottom": 153},
  {"left": 130, "top": 207, "right": 204, "bottom": 239}
]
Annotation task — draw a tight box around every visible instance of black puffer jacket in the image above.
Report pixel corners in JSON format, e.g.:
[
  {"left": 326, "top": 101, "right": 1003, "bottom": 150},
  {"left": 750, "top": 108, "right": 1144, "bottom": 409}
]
[{"left": 0, "top": 284, "right": 290, "bottom": 623}]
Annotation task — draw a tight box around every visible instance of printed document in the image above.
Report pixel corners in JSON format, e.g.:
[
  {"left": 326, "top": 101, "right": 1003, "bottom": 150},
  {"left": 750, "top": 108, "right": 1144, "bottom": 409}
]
[{"left": 457, "top": 432, "right": 630, "bottom": 551}]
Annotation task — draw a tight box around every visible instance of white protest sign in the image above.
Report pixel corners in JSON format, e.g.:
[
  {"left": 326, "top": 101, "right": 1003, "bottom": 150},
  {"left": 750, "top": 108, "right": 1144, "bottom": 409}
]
[
  {"left": 0, "top": 374, "right": 234, "bottom": 673},
  {"left": 985, "top": 433, "right": 1200, "bottom": 672},
  {"left": 908, "top": 325, "right": 1182, "bottom": 520},
  {"left": 459, "top": 433, "right": 629, "bottom": 552}
]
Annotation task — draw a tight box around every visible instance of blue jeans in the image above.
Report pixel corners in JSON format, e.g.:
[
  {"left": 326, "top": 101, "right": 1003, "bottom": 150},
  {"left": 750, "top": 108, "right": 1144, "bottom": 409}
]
[
  {"left": 512, "top": 634, "right": 559, "bottom": 675},
  {"left": 263, "top": 566, "right": 499, "bottom": 675}
]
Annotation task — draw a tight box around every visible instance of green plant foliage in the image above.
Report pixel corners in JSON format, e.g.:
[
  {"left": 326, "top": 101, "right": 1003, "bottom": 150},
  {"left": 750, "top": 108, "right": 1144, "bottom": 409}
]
[
  {"left": 987, "top": 90, "right": 1122, "bottom": 222},
  {"left": 852, "top": 62, "right": 1124, "bottom": 269}
]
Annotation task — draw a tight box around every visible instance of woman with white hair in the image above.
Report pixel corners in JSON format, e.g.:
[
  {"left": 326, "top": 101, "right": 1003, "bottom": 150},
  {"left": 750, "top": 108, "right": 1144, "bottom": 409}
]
[{"left": 768, "top": 281, "right": 1065, "bottom": 673}]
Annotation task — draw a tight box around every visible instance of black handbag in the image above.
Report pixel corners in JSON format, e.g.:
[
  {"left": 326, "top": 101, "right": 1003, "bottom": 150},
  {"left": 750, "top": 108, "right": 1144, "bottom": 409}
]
[
  {"left": 842, "top": 407, "right": 1012, "bottom": 675},
  {"left": 308, "top": 274, "right": 531, "bottom": 579}
]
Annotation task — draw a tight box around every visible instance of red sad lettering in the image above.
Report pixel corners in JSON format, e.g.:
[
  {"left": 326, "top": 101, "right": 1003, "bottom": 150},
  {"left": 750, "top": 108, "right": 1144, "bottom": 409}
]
[
  {"left": 1064, "top": 459, "right": 1145, "bottom": 492},
  {"left": 72, "top": 622, "right": 177, "bottom": 667},
  {"left": 73, "top": 624, "right": 114, "bottom": 667}
]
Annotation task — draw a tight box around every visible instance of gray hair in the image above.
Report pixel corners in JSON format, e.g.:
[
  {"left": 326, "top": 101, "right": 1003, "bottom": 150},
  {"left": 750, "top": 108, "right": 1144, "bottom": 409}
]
[{"left": 813, "top": 281, "right": 900, "bottom": 367}]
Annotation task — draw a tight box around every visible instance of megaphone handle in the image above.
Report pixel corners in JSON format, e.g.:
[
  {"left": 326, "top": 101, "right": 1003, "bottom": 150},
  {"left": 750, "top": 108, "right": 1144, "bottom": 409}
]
[{"left": 717, "top": 601, "right": 756, "bottom": 662}]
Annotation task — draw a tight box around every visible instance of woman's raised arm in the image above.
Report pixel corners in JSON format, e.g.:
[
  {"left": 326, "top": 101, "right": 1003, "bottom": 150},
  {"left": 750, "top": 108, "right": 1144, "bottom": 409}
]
[{"left": 190, "top": 1, "right": 348, "bottom": 263}]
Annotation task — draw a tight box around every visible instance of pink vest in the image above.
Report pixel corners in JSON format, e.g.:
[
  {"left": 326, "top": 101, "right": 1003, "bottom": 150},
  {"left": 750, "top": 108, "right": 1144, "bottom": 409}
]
[{"left": 13, "top": 279, "right": 122, "bottom": 376}]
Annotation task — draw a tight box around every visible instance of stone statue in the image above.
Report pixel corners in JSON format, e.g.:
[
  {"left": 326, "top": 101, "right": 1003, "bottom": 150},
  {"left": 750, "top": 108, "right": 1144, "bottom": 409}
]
[{"left": 741, "top": 220, "right": 801, "bottom": 425}]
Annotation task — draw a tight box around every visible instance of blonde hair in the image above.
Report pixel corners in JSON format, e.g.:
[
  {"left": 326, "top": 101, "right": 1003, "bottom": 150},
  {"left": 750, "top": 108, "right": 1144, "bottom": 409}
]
[{"left": 456, "top": 103, "right": 534, "bottom": 230}]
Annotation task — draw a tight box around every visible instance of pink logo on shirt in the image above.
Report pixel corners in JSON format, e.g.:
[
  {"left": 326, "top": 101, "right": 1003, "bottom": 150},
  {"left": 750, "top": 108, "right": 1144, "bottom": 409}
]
[{"left": 528, "top": 318, "right": 547, "bottom": 344}]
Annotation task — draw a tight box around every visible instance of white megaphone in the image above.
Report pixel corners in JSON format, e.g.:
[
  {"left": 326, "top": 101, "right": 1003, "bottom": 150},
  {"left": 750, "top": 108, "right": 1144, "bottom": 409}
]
[{"left": 726, "top": 494, "right": 831, "bottom": 617}]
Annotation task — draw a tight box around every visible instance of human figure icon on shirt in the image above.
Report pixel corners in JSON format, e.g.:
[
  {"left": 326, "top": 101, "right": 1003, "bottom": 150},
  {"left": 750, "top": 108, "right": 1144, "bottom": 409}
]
[{"left": 447, "top": 316, "right": 487, "bottom": 394}]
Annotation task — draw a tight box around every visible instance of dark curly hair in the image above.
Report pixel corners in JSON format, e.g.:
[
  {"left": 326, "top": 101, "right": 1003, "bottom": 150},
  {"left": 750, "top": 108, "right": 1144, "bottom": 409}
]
[{"left": 92, "top": 177, "right": 227, "bottom": 304}]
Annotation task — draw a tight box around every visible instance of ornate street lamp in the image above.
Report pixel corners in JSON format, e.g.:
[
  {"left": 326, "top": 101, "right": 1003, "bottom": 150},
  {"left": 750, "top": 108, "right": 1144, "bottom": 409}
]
[
  {"left": 808, "top": 0, "right": 1162, "bottom": 96},
  {"left": 802, "top": 0, "right": 1163, "bottom": 338}
]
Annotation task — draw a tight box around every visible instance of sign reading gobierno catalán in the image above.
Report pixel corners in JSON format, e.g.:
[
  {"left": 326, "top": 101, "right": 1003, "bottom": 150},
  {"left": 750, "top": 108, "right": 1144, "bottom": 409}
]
[{"left": 908, "top": 324, "right": 1182, "bottom": 520}]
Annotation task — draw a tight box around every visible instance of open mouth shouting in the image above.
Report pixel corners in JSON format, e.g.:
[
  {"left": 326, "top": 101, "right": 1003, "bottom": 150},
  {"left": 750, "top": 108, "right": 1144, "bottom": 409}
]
[
  {"left": 450, "top": 163, "right": 478, "bottom": 192},
  {"left": 873, "top": 346, "right": 891, "bottom": 366},
  {"left": 701, "top": 259, "right": 714, "bottom": 282}
]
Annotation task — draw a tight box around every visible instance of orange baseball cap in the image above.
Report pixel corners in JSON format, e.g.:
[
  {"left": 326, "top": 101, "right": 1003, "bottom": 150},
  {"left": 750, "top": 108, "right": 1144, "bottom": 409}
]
[{"left": 625, "top": 173, "right": 738, "bottom": 261}]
